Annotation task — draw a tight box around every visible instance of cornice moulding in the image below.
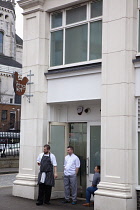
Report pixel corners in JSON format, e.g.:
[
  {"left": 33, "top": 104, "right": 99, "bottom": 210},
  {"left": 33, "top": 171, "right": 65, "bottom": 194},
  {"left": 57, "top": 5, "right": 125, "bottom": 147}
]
[{"left": 18, "top": 0, "right": 45, "bottom": 10}]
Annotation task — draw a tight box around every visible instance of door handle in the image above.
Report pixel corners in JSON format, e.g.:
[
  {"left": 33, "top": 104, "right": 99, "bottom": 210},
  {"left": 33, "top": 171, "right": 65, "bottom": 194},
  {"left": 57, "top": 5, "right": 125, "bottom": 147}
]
[{"left": 86, "top": 157, "right": 89, "bottom": 175}]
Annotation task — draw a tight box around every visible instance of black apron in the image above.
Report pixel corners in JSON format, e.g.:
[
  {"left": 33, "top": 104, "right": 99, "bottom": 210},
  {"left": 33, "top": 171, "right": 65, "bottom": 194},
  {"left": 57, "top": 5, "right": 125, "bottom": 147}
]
[{"left": 38, "top": 153, "right": 54, "bottom": 187}]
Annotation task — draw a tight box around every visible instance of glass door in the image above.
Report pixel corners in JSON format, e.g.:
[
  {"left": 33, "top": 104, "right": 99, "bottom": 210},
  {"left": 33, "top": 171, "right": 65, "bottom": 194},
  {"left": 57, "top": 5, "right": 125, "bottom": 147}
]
[
  {"left": 69, "top": 123, "right": 87, "bottom": 197},
  {"left": 50, "top": 122, "right": 68, "bottom": 193},
  {"left": 87, "top": 123, "right": 101, "bottom": 187}
]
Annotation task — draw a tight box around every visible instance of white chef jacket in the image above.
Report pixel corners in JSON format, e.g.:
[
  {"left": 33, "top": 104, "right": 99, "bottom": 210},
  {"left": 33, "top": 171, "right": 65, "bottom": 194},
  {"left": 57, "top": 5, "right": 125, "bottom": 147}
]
[
  {"left": 64, "top": 153, "right": 80, "bottom": 176},
  {"left": 37, "top": 152, "right": 57, "bottom": 183}
]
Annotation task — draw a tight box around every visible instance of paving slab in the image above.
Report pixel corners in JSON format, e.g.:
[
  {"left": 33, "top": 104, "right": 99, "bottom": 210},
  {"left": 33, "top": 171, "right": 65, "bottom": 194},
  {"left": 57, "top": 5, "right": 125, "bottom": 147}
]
[{"left": 0, "top": 187, "right": 94, "bottom": 210}]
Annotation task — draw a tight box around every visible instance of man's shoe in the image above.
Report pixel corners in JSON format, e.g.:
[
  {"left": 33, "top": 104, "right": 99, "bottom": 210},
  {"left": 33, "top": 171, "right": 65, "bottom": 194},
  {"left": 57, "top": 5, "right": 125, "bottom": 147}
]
[
  {"left": 62, "top": 200, "right": 70, "bottom": 203},
  {"left": 36, "top": 201, "right": 43, "bottom": 206},
  {"left": 72, "top": 201, "right": 77, "bottom": 205},
  {"left": 44, "top": 201, "right": 50, "bottom": 205},
  {"left": 82, "top": 203, "right": 90, "bottom": 207}
]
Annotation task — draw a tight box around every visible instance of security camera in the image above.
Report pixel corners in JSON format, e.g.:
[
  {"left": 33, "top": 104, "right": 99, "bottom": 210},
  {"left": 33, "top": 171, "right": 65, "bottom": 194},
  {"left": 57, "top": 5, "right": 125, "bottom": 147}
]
[{"left": 77, "top": 106, "right": 84, "bottom": 115}]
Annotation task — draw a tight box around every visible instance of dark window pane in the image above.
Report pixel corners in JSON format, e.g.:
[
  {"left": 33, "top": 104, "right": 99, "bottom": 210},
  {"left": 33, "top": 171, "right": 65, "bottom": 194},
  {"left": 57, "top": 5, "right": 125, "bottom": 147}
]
[
  {"left": 0, "top": 32, "right": 3, "bottom": 54},
  {"left": 90, "top": 21, "right": 102, "bottom": 60},
  {"left": 91, "top": 0, "right": 102, "bottom": 18},
  {"left": 15, "top": 94, "right": 21, "bottom": 104},
  {"left": 65, "top": 24, "right": 87, "bottom": 64},
  {"left": 50, "top": 30, "right": 63, "bottom": 66},
  {"left": 66, "top": 5, "right": 87, "bottom": 25},
  {"left": 51, "top": 12, "right": 62, "bottom": 28},
  {"left": 1, "top": 110, "right": 7, "bottom": 121}
]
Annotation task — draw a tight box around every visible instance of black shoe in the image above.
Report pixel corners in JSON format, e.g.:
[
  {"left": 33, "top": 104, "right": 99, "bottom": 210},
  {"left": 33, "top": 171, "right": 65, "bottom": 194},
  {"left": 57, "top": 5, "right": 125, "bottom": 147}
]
[
  {"left": 62, "top": 200, "right": 70, "bottom": 203},
  {"left": 44, "top": 201, "right": 50, "bottom": 205},
  {"left": 36, "top": 201, "right": 43, "bottom": 206}
]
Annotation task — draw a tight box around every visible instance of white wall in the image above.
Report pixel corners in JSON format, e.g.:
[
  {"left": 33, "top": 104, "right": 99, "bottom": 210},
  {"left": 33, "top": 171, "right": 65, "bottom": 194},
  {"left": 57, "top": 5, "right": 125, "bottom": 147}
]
[{"left": 47, "top": 70, "right": 101, "bottom": 103}]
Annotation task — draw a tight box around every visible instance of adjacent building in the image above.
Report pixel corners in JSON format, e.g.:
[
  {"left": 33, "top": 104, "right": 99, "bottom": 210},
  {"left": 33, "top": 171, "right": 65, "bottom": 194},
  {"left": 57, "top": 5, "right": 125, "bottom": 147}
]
[
  {"left": 12, "top": 0, "right": 139, "bottom": 210},
  {"left": 0, "top": 0, "right": 22, "bottom": 146}
]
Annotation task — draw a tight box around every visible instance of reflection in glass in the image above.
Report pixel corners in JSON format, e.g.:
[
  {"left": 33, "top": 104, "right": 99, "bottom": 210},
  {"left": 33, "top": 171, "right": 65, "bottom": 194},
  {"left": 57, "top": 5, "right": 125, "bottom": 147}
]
[
  {"left": 50, "top": 30, "right": 63, "bottom": 66},
  {"left": 66, "top": 5, "right": 87, "bottom": 25},
  {"left": 65, "top": 24, "right": 87, "bottom": 64},
  {"left": 51, "top": 12, "right": 62, "bottom": 28},
  {"left": 90, "top": 126, "right": 101, "bottom": 174},
  {"left": 50, "top": 125, "right": 65, "bottom": 172},
  {"left": 91, "top": 0, "right": 102, "bottom": 18},
  {"left": 90, "top": 21, "right": 102, "bottom": 60}
]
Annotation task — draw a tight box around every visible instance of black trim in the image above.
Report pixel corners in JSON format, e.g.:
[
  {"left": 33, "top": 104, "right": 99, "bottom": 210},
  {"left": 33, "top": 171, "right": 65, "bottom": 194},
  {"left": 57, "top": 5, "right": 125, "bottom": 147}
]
[
  {"left": 45, "top": 62, "right": 101, "bottom": 76},
  {"left": 133, "top": 56, "right": 140, "bottom": 63},
  {"left": 0, "top": 55, "right": 22, "bottom": 68}
]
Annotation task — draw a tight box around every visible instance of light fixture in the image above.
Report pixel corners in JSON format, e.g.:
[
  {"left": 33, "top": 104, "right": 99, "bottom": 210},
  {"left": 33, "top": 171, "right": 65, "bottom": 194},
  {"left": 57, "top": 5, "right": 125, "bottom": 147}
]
[{"left": 77, "top": 106, "right": 84, "bottom": 115}]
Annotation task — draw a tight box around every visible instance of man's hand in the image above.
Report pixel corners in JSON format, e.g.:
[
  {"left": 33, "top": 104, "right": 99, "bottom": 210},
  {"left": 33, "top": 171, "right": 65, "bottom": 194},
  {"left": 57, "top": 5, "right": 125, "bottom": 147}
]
[
  {"left": 54, "top": 173, "right": 58, "bottom": 179},
  {"left": 37, "top": 162, "right": 41, "bottom": 166}
]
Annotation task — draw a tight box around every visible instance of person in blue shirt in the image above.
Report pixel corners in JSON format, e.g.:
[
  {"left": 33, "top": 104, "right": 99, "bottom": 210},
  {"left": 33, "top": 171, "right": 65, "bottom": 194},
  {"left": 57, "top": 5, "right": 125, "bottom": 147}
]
[{"left": 83, "top": 165, "right": 100, "bottom": 207}]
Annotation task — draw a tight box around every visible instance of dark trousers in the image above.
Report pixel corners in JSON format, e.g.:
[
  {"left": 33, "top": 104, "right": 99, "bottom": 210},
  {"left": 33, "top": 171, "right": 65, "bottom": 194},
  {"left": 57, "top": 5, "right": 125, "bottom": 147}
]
[{"left": 38, "top": 183, "right": 52, "bottom": 203}]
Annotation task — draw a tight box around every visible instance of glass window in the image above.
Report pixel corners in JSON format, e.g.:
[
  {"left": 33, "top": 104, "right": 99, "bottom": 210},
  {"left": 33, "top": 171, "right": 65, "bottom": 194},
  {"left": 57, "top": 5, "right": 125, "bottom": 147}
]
[
  {"left": 50, "top": 125, "right": 65, "bottom": 172},
  {"left": 90, "top": 20, "right": 102, "bottom": 60},
  {"left": 90, "top": 126, "right": 101, "bottom": 173},
  {"left": 139, "top": 11, "right": 140, "bottom": 52},
  {"left": 0, "top": 32, "right": 3, "bottom": 54},
  {"left": 65, "top": 24, "right": 87, "bottom": 64},
  {"left": 51, "top": 12, "right": 62, "bottom": 28},
  {"left": 91, "top": 0, "right": 102, "bottom": 18},
  {"left": 50, "top": 30, "right": 63, "bottom": 66},
  {"left": 1, "top": 110, "right": 7, "bottom": 121},
  {"left": 50, "top": 2, "right": 102, "bottom": 67},
  {"left": 66, "top": 5, "right": 87, "bottom": 25}
]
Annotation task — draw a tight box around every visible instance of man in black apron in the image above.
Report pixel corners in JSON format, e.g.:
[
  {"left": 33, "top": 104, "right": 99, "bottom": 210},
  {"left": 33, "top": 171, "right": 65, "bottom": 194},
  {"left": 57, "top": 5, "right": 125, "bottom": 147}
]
[{"left": 36, "top": 144, "right": 57, "bottom": 206}]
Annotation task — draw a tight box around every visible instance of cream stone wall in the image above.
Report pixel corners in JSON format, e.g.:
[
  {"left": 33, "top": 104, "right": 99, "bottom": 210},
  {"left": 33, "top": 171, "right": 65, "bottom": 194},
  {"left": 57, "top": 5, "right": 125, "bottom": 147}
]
[
  {"left": 13, "top": 1, "right": 138, "bottom": 209},
  {"left": 95, "top": 0, "right": 137, "bottom": 210}
]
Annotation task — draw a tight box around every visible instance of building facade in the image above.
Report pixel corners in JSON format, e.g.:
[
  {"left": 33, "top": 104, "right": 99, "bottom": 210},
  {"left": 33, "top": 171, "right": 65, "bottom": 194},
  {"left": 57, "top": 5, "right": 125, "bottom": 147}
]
[
  {"left": 13, "top": 0, "right": 139, "bottom": 210},
  {"left": 0, "top": 0, "right": 22, "bottom": 151}
]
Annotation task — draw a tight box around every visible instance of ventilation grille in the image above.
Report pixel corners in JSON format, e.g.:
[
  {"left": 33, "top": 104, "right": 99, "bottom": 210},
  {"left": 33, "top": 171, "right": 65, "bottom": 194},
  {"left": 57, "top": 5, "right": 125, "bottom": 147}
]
[{"left": 138, "top": 98, "right": 140, "bottom": 129}]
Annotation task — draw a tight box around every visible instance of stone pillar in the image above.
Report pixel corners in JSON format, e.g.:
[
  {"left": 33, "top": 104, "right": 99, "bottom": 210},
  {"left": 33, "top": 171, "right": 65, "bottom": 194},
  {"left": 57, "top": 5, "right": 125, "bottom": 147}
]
[
  {"left": 95, "top": 0, "right": 137, "bottom": 210},
  {"left": 13, "top": 0, "right": 48, "bottom": 199}
]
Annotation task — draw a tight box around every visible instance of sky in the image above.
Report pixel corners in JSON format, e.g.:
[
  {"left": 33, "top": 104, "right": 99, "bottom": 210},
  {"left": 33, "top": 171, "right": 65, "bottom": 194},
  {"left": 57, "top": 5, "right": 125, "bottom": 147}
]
[{"left": 15, "top": 1, "right": 23, "bottom": 39}]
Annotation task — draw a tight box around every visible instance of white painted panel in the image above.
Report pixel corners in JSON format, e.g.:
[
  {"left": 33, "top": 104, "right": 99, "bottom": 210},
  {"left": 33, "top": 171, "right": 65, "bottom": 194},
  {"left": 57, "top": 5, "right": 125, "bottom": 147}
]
[{"left": 47, "top": 73, "right": 101, "bottom": 103}]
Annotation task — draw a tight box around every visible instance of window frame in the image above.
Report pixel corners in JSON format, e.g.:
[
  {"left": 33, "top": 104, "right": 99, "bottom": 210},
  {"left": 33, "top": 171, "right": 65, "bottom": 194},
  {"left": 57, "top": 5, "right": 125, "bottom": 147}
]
[{"left": 49, "top": 1, "right": 102, "bottom": 70}]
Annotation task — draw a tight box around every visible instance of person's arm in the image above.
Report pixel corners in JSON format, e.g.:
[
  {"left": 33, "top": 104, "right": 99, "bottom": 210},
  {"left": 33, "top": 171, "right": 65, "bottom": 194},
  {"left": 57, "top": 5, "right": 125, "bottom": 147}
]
[
  {"left": 92, "top": 173, "right": 98, "bottom": 187},
  {"left": 54, "top": 166, "right": 58, "bottom": 179},
  {"left": 37, "top": 154, "right": 41, "bottom": 166},
  {"left": 51, "top": 154, "right": 58, "bottom": 178},
  {"left": 75, "top": 156, "right": 80, "bottom": 175},
  {"left": 76, "top": 167, "right": 79, "bottom": 175}
]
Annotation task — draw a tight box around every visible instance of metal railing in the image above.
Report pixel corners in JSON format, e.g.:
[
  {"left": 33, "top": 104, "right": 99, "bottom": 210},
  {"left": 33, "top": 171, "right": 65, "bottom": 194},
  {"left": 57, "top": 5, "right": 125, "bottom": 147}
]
[{"left": 0, "top": 132, "right": 20, "bottom": 157}]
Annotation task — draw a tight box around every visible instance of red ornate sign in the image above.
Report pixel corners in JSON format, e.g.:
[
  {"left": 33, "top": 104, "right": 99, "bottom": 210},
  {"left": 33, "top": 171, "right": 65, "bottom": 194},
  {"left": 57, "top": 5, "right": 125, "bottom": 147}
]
[{"left": 13, "top": 72, "right": 28, "bottom": 96}]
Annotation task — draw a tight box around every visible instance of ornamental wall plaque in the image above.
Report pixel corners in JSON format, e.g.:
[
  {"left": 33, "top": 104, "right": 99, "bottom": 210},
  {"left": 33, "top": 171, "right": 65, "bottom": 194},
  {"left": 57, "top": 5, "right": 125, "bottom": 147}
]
[{"left": 13, "top": 72, "right": 28, "bottom": 96}]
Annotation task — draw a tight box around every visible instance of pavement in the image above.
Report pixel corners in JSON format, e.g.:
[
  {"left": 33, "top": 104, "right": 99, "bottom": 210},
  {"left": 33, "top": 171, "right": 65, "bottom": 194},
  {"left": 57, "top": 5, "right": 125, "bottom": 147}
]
[
  {"left": 0, "top": 167, "right": 18, "bottom": 174},
  {"left": 0, "top": 187, "right": 94, "bottom": 210},
  {"left": 0, "top": 168, "right": 94, "bottom": 210}
]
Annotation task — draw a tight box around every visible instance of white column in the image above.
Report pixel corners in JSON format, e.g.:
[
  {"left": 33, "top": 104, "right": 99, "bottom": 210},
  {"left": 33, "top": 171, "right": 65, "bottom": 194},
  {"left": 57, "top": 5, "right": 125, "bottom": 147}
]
[
  {"left": 95, "top": 0, "right": 137, "bottom": 210},
  {"left": 13, "top": 0, "right": 48, "bottom": 199}
]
